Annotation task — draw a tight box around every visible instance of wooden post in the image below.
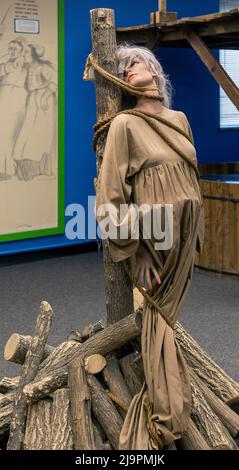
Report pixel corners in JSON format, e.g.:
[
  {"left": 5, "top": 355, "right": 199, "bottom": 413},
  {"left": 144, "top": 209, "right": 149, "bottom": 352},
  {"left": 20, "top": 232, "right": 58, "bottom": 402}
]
[
  {"left": 90, "top": 8, "right": 134, "bottom": 325},
  {"left": 158, "top": 0, "right": 167, "bottom": 12},
  {"left": 182, "top": 25, "right": 239, "bottom": 110},
  {"left": 151, "top": 0, "right": 177, "bottom": 24}
]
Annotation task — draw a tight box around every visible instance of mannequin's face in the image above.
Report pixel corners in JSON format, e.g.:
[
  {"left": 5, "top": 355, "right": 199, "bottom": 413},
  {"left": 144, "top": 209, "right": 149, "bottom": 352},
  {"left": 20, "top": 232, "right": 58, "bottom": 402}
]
[{"left": 123, "top": 57, "right": 156, "bottom": 87}]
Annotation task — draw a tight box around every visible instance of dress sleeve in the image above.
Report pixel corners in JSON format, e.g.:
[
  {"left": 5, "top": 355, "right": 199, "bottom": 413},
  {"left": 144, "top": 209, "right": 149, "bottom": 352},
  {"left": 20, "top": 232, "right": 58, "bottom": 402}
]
[{"left": 95, "top": 115, "right": 139, "bottom": 262}]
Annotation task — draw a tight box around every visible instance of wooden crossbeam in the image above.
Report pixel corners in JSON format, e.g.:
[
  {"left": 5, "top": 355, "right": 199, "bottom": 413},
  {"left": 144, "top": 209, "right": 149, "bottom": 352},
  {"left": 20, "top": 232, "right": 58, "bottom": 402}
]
[{"left": 182, "top": 25, "right": 239, "bottom": 110}]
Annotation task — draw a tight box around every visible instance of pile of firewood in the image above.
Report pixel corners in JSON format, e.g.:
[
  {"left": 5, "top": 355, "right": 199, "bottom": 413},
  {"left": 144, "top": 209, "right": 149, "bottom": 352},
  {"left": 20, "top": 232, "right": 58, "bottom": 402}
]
[{"left": 0, "top": 295, "right": 239, "bottom": 450}]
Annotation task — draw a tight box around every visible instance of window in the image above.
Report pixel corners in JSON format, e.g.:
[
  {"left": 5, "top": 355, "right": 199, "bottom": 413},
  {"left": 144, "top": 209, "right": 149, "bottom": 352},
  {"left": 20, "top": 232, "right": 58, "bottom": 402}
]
[{"left": 219, "top": 0, "right": 239, "bottom": 128}]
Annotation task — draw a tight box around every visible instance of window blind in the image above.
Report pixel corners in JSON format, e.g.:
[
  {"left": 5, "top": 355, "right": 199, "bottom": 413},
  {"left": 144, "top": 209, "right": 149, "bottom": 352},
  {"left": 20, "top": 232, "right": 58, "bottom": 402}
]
[{"left": 219, "top": 0, "right": 239, "bottom": 128}]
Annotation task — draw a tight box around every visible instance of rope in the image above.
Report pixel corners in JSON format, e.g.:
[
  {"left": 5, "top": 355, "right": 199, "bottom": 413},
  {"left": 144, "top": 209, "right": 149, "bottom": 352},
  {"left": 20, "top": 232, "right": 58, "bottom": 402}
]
[
  {"left": 83, "top": 53, "right": 164, "bottom": 101},
  {"left": 106, "top": 388, "right": 163, "bottom": 448},
  {"left": 106, "top": 390, "right": 129, "bottom": 413},
  {"left": 122, "top": 261, "right": 174, "bottom": 330},
  {"left": 146, "top": 400, "right": 164, "bottom": 449}
]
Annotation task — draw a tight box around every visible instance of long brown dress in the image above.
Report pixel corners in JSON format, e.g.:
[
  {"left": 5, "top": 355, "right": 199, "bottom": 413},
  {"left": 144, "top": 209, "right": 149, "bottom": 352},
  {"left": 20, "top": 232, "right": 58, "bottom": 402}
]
[{"left": 95, "top": 107, "right": 204, "bottom": 449}]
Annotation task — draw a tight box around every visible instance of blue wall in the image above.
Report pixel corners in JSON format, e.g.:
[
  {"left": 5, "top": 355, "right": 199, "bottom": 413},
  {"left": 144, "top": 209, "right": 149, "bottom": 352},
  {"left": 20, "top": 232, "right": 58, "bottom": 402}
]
[{"left": 1, "top": 0, "right": 238, "bottom": 256}]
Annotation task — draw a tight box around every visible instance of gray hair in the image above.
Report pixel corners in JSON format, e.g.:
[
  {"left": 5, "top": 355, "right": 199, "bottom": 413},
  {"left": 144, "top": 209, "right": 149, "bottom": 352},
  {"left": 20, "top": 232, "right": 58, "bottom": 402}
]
[{"left": 117, "top": 42, "right": 172, "bottom": 108}]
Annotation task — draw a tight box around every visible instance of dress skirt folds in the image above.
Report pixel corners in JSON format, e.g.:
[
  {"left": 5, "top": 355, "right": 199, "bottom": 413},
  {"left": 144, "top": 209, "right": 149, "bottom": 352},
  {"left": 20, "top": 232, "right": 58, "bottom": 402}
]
[{"left": 95, "top": 107, "right": 204, "bottom": 449}]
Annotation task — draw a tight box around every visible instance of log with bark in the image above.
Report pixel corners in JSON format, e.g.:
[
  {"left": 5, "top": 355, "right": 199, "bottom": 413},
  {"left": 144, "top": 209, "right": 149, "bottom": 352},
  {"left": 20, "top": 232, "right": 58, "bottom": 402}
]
[
  {"left": 0, "top": 377, "right": 20, "bottom": 394},
  {"left": 7, "top": 301, "right": 53, "bottom": 450},
  {"left": 102, "top": 357, "right": 132, "bottom": 418},
  {"left": 49, "top": 388, "right": 73, "bottom": 450},
  {"left": 87, "top": 374, "right": 123, "bottom": 450},
  {"left": 68, "top": 361, "right": 95, "bottom": 450},
  {"left": 23, "top": 398, "right": 52, "bottom": 450},
  {"left": 4, "top": 333, "right": 54, "bottom": 366},
  {"left": 23, "top": 311, "right": 142, "bottom": 401}
]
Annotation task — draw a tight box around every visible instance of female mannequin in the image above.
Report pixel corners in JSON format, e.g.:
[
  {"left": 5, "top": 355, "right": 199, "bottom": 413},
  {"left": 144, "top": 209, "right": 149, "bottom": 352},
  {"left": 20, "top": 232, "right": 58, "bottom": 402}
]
[{"left": 95, "top": 44, "right": 204, "bottom": 449}]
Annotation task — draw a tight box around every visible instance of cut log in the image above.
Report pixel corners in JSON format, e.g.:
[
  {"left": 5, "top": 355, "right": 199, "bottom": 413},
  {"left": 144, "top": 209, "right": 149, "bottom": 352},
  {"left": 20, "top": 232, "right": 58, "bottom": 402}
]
[
  {"left": 190, "top": 374, "right": 237, "bottom": 449},
  {"left": 7, "top": 301, "right": 53, "bottom": 450},
  {"left": 179, "top": 418, "right": 210, "bottom": 450},
  {"left": 0, "top": 377, "right": 20, "bottom": 394},
  {"left": 102, "top": 357, "right": 132, "bottom": 418},
  {"left": 40, "top": 311, "right": 141, "bottom": 374},
  {"left": 87, "top": 374, "right": 123, "bottom": 450},
  {"left": 92, "top": 420, "right": 112, "bottom": 450},
  {"left": 67, "top": 331, "right": 83, "bottom": 342},
  {"left": 68, "top": 362, "right": 95, "bottom": 450},
  {"left": 85, "top": 354, "right": 107, "bottom": 375},
  {"left": 49, "top": 388, "right": 73, "bottom": 450},
  {"left": 175, "top": 322, "right": 239, "bottom": 402},
  {"left": 227, "top": 396, "right": 239, "bottom": 415},
  {"left": 0, "top": 393, "right": 15, "bottom": 438},
  {"left": 23, "top": 398, "right": 52, "bottom": 450},
  {"left": 4, "top": 333, "right": 54, "bottom": 365},
  {"left": 93, "top": 420, "right": 106, "bottom": 450},
  {"left": 23, "top": 312, "right": 142, "bottom": 401},
  {"left": 191, "top": 370, "right": 239, "bottom": 439},
  {"left": 119, "top": 352, "right": 144, "bottom": 396},
  {"left": 23, "top": 370, "right": 68, "bottom": 402},
  {"left": 67, "top": 320, "right": 105, "bottom": 343}
]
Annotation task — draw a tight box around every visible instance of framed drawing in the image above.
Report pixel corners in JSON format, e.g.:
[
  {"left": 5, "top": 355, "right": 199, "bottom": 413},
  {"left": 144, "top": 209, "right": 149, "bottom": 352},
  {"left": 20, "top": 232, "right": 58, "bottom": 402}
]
[{"left": 0, "top": 0, "right": 65, "bottom": 242}]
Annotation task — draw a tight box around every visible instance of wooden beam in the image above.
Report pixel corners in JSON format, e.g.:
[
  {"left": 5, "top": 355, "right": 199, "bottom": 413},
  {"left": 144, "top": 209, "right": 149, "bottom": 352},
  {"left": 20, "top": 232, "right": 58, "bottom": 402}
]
[
  {"left": 182, "top": 25, "right": 239, "bottom": 110},
  {"left": 158, "top": 1, "right": 167, "bottom": 13},
  {"left": 117, "top": 10, "right": 239, "bottom": 50}
]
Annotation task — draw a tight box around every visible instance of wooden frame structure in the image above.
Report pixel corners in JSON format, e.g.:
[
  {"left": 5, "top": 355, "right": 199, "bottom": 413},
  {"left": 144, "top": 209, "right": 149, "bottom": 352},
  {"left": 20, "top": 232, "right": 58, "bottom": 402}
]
[{"left": 117, "top": 6, "right": 239, "bottom": 110}]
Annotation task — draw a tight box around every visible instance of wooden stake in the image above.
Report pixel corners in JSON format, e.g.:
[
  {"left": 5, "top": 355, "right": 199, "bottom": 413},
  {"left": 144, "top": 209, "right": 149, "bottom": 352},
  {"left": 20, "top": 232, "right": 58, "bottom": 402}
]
[
  {"left": 90, "top": 8, "right": 134, "bottom": 325},
  {"left": 7, "top": 301, "right": 53, "bottom": 450}
]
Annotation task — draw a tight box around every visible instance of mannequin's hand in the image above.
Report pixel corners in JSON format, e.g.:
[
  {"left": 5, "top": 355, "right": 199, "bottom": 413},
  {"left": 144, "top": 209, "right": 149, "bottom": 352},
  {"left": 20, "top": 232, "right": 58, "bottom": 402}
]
[{"left": 133, "top": 242, "right": 161, "bottom": 290}]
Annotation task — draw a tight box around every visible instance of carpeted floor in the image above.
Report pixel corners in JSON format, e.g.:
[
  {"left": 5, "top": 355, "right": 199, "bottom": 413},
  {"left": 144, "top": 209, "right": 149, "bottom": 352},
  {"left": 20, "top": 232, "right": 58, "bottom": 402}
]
[{"left": 0, "top": 248, "right": 238, "bottom": 381}]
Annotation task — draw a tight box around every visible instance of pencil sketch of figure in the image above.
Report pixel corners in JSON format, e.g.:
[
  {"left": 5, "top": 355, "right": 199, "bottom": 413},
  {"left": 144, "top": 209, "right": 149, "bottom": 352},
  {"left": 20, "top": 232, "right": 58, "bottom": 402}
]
[
  {"left": 13, "top": 44, "right": 57, "bottom": 181},
  {"left": 0, "top": 38, "right": 27, "bottom": 179}
]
